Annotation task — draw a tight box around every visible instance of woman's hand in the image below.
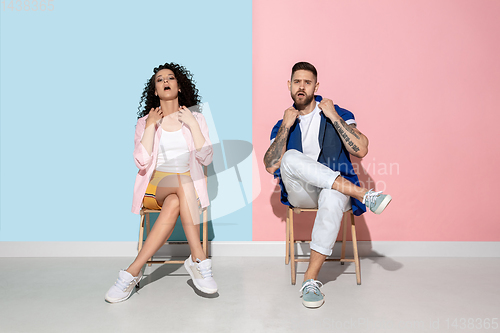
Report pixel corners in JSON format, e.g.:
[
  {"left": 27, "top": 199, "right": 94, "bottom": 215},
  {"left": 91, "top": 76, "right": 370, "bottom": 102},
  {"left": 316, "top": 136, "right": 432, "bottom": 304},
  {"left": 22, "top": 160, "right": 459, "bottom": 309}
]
[
  {"left": 178, "top": 106, "right": 206, "bottom": 150},
  {"left": 145, "top": 107, "right": 163, "bottom": 128},
  {"left": 178, "top": 106, "right": 197, "bottom": 128}
]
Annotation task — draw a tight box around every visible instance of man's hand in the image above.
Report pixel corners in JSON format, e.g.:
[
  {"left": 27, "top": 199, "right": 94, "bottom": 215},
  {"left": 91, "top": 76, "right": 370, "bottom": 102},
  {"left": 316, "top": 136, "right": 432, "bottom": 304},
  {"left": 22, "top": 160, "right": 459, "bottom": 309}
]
[
  {"left": 318, "top": 98, "right": 340, "bottom": 121},
  {"left": 283, "top": 107, "right": 299, "bottom": 128},
  {"left": 320, "top": 98, "right": 369, "bottom": 158},
  {"left": 264, "top": 107, "right": 298, "bottom": 174}
]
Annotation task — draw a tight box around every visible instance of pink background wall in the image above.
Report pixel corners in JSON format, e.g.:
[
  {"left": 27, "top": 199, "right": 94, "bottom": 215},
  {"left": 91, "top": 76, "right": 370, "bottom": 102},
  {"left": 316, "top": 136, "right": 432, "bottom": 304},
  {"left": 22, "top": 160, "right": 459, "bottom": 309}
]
[{"left": 252, "top": 0, "right": 500, "bottom": 241}]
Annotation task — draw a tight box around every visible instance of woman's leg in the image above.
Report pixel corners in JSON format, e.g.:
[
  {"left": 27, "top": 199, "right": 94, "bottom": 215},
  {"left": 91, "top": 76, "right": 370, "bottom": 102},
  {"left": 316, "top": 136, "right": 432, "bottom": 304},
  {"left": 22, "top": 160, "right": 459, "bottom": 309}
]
[
  {"left": 177, "top": 174, "right": 206, "bottom": 262},
  {"left": 126, "top": 193, "right": 180, "bottom": 277},
  {"left": 155, "top": 174, "right": 206, "bottom": 262}
]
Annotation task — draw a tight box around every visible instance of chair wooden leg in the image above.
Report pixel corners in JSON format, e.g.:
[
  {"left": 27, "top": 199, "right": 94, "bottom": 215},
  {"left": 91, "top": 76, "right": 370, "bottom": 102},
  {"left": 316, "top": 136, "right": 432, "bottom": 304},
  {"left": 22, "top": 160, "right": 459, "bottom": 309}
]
[
  {"left": 202, "top": 208, "right": 208, "bottom": 257},
  {"left": 146, "top": 213, "right": 152, "bottom": 266},
  {"left": 350, "top": 213, "right": 361, "bottom": 285},
  {"left": 341, "top": 211, "right": 347, "bottom": 265},
  {"left": 290, "top": 208, "right": 296, "bottom": 285},
  {"left": 285, "top": 209, "right": 290, "bottom": 265},
  {"left": 137, "top": 211, "right": 146, "bottom": 289},
  {"left": 138, "top": 213, "right": 145, "bottom": 252}
]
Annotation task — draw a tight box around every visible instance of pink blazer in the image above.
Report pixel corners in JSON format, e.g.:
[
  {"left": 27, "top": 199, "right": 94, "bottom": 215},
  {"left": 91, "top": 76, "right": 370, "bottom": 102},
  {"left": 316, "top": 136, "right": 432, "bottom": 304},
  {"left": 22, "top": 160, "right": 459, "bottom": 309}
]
[{"left": 131, "top": 112, "right": 213, "bottom": 214}]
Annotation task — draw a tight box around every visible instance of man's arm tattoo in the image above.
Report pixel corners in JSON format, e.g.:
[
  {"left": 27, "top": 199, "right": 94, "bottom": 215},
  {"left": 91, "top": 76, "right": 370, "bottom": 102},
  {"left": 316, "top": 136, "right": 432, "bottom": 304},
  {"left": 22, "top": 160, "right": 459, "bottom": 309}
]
[
  {"left": 333, "top": 121, "right": 360, "bottom": 152},
  {"left": 338, "top": 118, "right": 360, "bottom": 139},
  {"left": 264, "top": 125, "right": 290, "bottom": 169}
]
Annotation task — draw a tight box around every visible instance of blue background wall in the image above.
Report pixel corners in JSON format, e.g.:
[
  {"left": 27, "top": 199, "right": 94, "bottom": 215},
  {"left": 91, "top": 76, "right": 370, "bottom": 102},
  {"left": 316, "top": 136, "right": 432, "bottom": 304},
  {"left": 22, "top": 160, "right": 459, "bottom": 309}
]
[{"left": 0, "top": 0, "right": 252, "bottom": 241}]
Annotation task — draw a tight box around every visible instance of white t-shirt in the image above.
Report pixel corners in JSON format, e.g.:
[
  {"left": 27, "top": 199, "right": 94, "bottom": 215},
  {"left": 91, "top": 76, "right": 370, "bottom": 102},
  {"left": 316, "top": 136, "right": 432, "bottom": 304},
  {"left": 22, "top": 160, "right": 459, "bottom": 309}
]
[
  {"left": 299, "top": 102, "right": 322, "bottom": 161},
  {"left": 155, "top": 128, "right": 190, "bottom": 173}
]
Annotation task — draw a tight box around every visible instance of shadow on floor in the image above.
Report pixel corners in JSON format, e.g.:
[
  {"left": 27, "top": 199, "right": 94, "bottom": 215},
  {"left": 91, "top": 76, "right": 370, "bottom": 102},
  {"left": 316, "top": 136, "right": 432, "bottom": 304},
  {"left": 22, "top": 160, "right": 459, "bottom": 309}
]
[
  {"left": 138, "top": 262, "right": 188, "bottom": 289},
  {"left": 292, "top": 244, "right": 404, "bottom": 285},
  {"left": 186, "top": 280, "right": 220, "bottom": 298}
]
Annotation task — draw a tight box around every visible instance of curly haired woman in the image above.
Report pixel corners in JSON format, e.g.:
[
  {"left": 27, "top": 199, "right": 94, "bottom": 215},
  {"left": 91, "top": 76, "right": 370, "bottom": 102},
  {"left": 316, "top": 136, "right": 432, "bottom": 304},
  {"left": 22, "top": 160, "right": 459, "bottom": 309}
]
[{"left": 105, "top": 63, "right": 216, "bottom": 303}]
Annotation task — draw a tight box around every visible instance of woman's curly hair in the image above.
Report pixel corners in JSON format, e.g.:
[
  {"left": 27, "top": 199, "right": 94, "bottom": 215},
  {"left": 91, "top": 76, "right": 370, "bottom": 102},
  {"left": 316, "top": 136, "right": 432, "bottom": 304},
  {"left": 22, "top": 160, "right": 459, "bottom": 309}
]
[{"left": 137, "top": 62, "right": 202, "bottom": 118}]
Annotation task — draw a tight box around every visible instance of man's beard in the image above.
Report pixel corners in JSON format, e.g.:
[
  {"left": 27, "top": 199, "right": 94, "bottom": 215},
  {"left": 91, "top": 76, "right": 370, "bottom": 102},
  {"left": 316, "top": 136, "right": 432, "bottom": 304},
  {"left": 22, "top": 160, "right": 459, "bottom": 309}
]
[{"left": 291, "top": 92, "right": 314, "bottom": 110}]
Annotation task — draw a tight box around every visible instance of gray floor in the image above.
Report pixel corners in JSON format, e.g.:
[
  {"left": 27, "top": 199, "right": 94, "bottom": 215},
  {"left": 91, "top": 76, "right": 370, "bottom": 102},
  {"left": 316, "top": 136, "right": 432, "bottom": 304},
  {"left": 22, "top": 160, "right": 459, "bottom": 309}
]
[{"left": 0, "top": 257, "right": 499, "bottom": 333}]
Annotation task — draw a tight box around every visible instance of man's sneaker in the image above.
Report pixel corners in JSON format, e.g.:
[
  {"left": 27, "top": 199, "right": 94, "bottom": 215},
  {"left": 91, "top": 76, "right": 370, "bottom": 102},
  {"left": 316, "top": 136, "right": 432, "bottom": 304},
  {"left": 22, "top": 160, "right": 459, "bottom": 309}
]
[
  {"left": 105, "top": 270, "right": 143, "bottom": 303},
  {"left": 363, "top": 189, "right": 392, "bottom": 214},
  {"left": 184, "top": 255, "right": 218, "bottom": 294},
  {"left": 300, "top": 279, "right": 325, "bottom": 308}
]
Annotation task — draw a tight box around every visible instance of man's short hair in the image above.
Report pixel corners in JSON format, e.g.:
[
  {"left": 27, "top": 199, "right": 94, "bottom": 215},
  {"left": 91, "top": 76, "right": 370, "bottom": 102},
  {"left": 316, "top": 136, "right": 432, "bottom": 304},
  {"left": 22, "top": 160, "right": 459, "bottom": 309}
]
[{"left": 291, "top": 62, "right": 317, "bottom": 80}]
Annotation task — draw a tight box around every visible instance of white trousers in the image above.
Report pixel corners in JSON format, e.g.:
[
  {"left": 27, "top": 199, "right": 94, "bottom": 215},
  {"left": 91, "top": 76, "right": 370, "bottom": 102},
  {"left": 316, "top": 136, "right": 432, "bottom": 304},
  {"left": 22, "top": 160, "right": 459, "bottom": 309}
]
[{"left": 281, "top": 149, "right": 350, "bottom": 256}]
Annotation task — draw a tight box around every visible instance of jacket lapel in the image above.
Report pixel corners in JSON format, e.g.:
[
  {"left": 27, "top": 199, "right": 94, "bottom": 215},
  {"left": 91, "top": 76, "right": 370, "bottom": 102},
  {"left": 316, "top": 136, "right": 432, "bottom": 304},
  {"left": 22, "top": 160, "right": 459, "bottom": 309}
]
[
  {"left": 318, "top": 112, "right": 326, "bottom": 150},
  {"left": 287, "top": 120, "right": 303, "bottom": 152}
]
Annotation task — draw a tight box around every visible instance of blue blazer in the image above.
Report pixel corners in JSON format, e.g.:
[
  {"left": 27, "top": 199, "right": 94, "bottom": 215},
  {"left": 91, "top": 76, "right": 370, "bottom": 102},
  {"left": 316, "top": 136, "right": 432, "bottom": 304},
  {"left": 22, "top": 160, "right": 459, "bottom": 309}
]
[{"left": 270, "top": 95, "right": 366, "bottom": 216}]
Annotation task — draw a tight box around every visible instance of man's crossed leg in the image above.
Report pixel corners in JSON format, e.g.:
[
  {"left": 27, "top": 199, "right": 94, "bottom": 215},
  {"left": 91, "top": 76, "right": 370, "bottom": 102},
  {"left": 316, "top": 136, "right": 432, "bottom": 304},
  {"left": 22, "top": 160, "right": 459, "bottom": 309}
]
[{"left": 281, "top": 149, "right": 390, "bottom": 308}]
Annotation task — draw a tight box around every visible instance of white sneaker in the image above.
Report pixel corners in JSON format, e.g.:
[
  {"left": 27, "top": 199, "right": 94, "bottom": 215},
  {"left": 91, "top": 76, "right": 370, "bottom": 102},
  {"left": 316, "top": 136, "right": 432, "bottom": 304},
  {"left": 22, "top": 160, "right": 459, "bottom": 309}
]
[
  {"left": 105, "top": 270, "right": 143, "bottom": 303},
  {"left": 184, "top": 255, "right": 218, "bottom": 294}
]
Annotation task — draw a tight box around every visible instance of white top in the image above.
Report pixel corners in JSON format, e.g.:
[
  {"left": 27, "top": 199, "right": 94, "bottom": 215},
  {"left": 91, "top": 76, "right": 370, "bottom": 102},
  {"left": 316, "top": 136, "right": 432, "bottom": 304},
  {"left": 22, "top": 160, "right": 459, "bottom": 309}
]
[
  {"left": 155, "top": 128, "right": 190, "bottom": 173},
  {"left": 299, "top": 101, "right": 322, "bottom": 161}
]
